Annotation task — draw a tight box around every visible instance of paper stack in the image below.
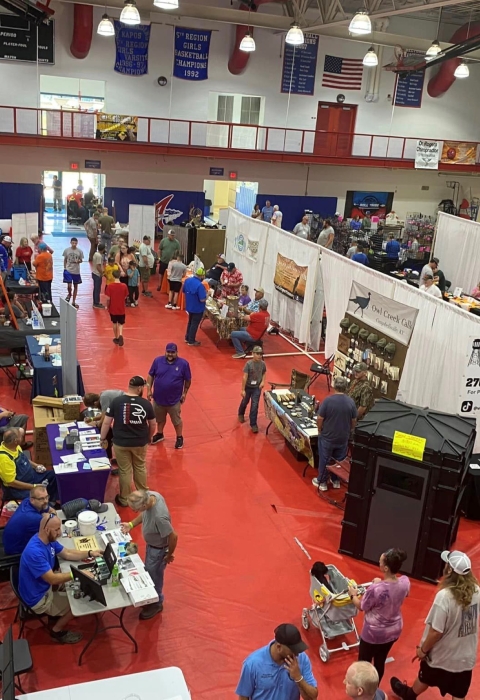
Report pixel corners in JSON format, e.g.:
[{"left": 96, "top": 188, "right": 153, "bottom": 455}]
[{"left": 119, "top": 556, "right": 158, "bottom": 607}]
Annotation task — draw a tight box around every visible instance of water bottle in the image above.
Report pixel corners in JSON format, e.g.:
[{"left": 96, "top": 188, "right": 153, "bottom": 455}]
[
  {"left": 114, "top": 512, "right": 121, "bottom": 528},
  {"left": 111, "top": 563, "right": 119, "bottom": 587}
]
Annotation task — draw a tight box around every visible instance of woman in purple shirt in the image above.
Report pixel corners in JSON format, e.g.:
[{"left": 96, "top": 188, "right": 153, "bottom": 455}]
[{"left": 349, "top": 548, "right": 410, "bottom": 682}]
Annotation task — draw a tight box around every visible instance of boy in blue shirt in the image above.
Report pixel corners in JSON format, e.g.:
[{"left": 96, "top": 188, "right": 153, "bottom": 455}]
[
  {"left": 127, "top": 259, "right": 140, "bottom": 307},
  {"left": 352, "top": 244, "right": 369, "bottom": 266},
  {"left": 183, "top": 268, "right": 206, "bottom": 346}
]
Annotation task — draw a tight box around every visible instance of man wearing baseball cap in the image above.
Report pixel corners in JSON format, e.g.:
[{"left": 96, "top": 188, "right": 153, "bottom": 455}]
[
  {"left": 147, "top": 343, "right": 191, "bottom": 450},
  {"left": 101, "top": 376, "right": 156, "bottom": 507},
  {"left": 205, "top": 253, "right": 228, "bottom": 286},
  {"left": 241, "top": 287, "right": 265, "bottom": 315},
  {"left": 391, "top": 550, "right": 480, "bottom": 700},
  {"left": 183, "top": 268, "right": 207, "bottom": 346},
  {"left": 236, "top": 623, "right": 317, "bottom": 699},
  {"left": 348, "top": 362, "right": 374, "bottom": 419},
  {"left": 157, "top": 229, "right": 180, "bottom": 292},
  {"left": 0, "top": 235, "right": 12, "bottom": 273}
]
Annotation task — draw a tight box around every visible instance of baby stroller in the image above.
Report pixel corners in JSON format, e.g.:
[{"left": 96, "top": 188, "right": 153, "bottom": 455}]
[{"left": 301, "top": 563, "right": 368, "bottom": 663}]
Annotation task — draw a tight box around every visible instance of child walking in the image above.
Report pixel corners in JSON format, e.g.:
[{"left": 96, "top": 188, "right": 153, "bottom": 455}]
[
  {"left": 238, "top": 346, "right": 266, "bottom": 434},
  {"left": 126, "top": 259, "right": 140, "bottom": 307},
  {"left": 104, "top": 254, "right": 119, "bottom": 288},
  {"left": 105, "top": 268, "right": 128, "bottom": 346}
]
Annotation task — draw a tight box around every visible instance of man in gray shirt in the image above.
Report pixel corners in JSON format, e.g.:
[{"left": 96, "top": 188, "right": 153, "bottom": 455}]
[
  {"left": 166, "top": 253, "right": 187, "bottom": 310},
  {"left": 238, "top": 346, "right": 266, "bottom": 434},
  {"left": 121, "top": 489, "right": 178, "bottom": 620},
  {"left": 83, "top": 389, "right": 124, "bottom": 468}
]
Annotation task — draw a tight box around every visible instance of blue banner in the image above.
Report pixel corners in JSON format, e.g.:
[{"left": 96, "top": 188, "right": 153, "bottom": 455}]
[
  {"left": 114, "top": 22, "right": 150, "bottom": 76},
  {"left": 173, "top": 27, "right": 211, "bottom": 81},
  {"left": 103, "top": 187, "right": 205, "bottom": 229},
  {"left": 281, "top": 33, "right": 319, "bottom": 96},
  {"left": 394, "top": 70, "right": 424, "bottom": 108}
]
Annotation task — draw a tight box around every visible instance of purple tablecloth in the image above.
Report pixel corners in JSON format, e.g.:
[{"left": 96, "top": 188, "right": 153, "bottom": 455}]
[{"left": 46, "top": 423, "right": 110, "bottom": 504}]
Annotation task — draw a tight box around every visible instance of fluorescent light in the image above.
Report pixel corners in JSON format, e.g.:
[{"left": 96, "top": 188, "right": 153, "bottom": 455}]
[
  {"left": 286, "top": 24, "right": 304, "bottom": 46},
  {"left": 153, "top": 0, "right": 179, "bottom": 8},
  {"left": 97, "top": 14, "right": 115, "bottom": 36},
  {"left": 426, "top": 40, "right": 441, "bottom": 59},
  {"left": 120, "top": 0, "right": 140, "bottom": 25},
  {"left": 349, "top": 10, "right": 371, "bottom": 35},
  {"left": 363, "top": 46, "right": 378, "bottom": 67},
  {"left": 454, "top": 61, "right": 469, "bottom": 78},
  {"left": 240, "top": 32, "right": 256, "bottom": 52}
]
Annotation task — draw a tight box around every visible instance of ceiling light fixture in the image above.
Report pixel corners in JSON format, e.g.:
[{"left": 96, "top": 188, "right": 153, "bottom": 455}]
[
  {"left": 363, "top": 46, "right": 378, "bottom": 67},
  {"left": 240, "top": 31, "right": 256, "bottom": 52},
  {"left": 426, "top": 40, "right": 441, "bottom": 59},
  {"left": 348, "top": 10, "right": 371, "bottom": 35},
  {"left": 286, "top": 24, "right": 304, "bottom": 46},
  {"left": 454, "top": 61, "right": 469, "bottom": 78},
  {"left": 153, "top": 0, "right": 179, "bottom": 9},
  {"left": 120, "top": 0, "right": 140, "bottom": 25},
  {"left": 97, "top": 13, "right": 115, "bottom": 36}
]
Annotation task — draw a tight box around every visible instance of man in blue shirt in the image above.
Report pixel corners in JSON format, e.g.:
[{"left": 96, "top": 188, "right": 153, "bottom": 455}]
[
  {"left": 183, "top": 268, "right": 206, "bottom": 346},
  {"left": 3, "top": 485, "right": 53, "bottom": 554},
  {"left": 19, "top": 513, "right": 102, "bottom": 644},
  {"left": 261, "top": 200, "right": 274, "bottom": 223},
  {"left": 352, "top": 244, "right": 369, "bottom": 266},
  {"left": 312, "top": 376, "right": 357, "bottom": 491},
  {"left": 147, "top": 343, "right": 192, "bottom": 450},
  {"left": 236, "top": 623, "right": 318, "bottom": 700},
  {"left": 385, "top": 235, "right": 400, "bottom": 260},
  {"left": 0, "top": 235, "right": 12, "bottom": 272}
]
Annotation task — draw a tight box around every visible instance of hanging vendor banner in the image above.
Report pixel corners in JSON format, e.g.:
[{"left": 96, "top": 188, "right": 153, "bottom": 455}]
[
  {"left": 441, "top": 141, "right": 476, "bottom": 165},
  {"left": 415, "top": 140, "right": 439, "bottom": 170},
  {"left": 346, "top": 281, "right": 418, "bottom": 345},
  {"left": 114, "top": 22, "right": 150, "bottom": 76},
  {"left": 274, "top": 253, "right": 308, "bottom": 304},
  {"left": 96, "top": 113, "right": 137, "bottom": 142},
  {"left": 234, "top": 231, "right": 260, "bottom": 262},
  {"left": 281, "top": 33, "right": 319, "bottom": 95},
  {"left": 458, "top": 336, "right": 480, "bottom": 428},
  {"left": 173, "top": 27, "right": 211, "bottom": 81}
]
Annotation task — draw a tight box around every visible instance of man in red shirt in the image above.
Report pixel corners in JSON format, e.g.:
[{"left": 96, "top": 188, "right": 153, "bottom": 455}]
[
  {"left": 105, "top": 269, "right": 129, "bottom": 346},
  {"left": 231, "top": 299, "right": 270, "bottom": 358}
]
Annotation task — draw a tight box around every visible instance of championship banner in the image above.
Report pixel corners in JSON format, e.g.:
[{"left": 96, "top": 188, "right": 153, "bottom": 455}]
[
  {"left": 273, "top": 253, "right": 307, "bottom": 304},
  {"left": 173, "top": 27, "right": 211, "bottom": 81},
  {"left": 415, "top": 140, "right": 439, "bottom": 170},
  {"left": 114, "top": 22, "right": 151, "bottom": 76},
  {"left": 346, "top": 281, "right": 418, "bottom": 346},
  {"left": 441, "top": 141, "right": 476, "bottom": 165},
  {"left": 96, "top": 114, "right": 137, "bottom": 142}
]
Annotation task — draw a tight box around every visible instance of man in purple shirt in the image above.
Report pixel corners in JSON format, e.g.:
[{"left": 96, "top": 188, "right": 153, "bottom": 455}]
[{"left": 147, "top": 343, "right": 192, "bottom": 450}]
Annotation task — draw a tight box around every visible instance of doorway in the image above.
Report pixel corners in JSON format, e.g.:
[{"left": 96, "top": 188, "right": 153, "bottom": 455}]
[
  {"left": 313, "top": 102, "right": 357, "bottom": 157},
  {"left": 43, "top": 170, "right": 106, "bottom": 235},
  {"left": 204, "top": 180, "right": 259, "bottom": 222}
]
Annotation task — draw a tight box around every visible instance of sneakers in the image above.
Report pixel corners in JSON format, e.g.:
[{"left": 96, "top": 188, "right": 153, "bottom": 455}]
[
  {"left": 332, "top": 481, "right": 341, "bottom": 489},
  {"left": 139, "top": 602, "right": 163, "bottom": 620},
  {"left": 251, "top": 425, "right": 259, "bottom": 433},
  {"left": 175, "top": 436, "right": 184, "bottom": 449},
  {"left": 152, "top": 433, "right": 165, "bottom": 444},
  {"left": 188, "top": 341, "right": 201, "bottom": 346},
  {"left": 238, "top": 415, "right": 245, "bottom": 423},
  {"left": 93, "top": 304, "right": 105, "bottom": 309},
  {"left": 312, "top": 477, "right": 328, "bottom": 491},
  {"left": 51, "top": 629, "right": 83, "bottom": 644},
  {"left": 113, "top": 338, "right": 119, "bottom": 344},
  {"left": 118, "top": 336, "right": 124, "bottom": 346},
  {"left": 390, "top": 678, "right": 416, "bottom": 700},
  {"left": 232, "top": 353, "right": 246, "bottom": 359},
  {"left": 165, "top": 303, "right": 173, "bottom": 309},
  {"left": 173, "top": 306, "right": 181, "bottom": 310},
  {"left": 142, "top": 291, "right": 153, "bottom": 297}
]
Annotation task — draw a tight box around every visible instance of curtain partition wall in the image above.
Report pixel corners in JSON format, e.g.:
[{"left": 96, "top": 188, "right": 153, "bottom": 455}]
[{"left": 433, "top": 211, "right": 480, "bottom": 294}]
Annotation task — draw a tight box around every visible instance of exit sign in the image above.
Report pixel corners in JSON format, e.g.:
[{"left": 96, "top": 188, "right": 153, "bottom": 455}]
[
  {"left": 229, "top": 171, "right": 238, "bottom": 180},
  {"left": 70, "top": 162, "right": 79, "bottom": 170}
]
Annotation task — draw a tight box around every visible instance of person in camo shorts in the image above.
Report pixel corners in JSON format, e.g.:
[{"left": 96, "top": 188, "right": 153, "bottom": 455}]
[{"left": 238, "top": 346, "right": 266, "bottom": 434}]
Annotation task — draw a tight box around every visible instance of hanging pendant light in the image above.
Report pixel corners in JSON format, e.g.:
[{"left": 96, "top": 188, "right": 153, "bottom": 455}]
[
  {"left": 363, "top": 46, "right": 378, "bottom": 67},
  {"left": 286, "top": 24, "right": 304, "bottom": 46},
  {"left": 240, "top": 31, "right": 256, "bottom": 52},
  {"left": 120, "top": 0, "right": 140, "bottom": 25},
  {"left": 349, "top": 10, "right": 371, "bottom": 35},
  {"left": 454, "top": 61, "right": 469, "bottom": 78},
  {"left": 153, "top": 0, "right": 179, "bottom": 8},
  {"left": 97, "top": 14, "right": 115, "bottom": 36},
  {"left": 426, "top": 40, "right": 441, "bottom": 59}
]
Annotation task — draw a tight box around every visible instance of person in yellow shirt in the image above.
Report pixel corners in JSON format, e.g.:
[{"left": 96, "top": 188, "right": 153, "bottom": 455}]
[
  {"left": 104, "top": 255, "right": 119, "bottom": 287},
  {"left": 0, "top": 428, "right": 58, "bottom": 503}
]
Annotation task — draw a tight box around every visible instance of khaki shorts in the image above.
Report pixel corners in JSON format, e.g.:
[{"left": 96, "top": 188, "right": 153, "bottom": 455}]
[
  {"left": 32, "top": 588, "right": 70, "bottom": 617},
  {"left": 154, "top": 401, "right": 182, "bottom": 426},
  {"left": 140, "top": 266, "right": 150, "bottom": 282}
]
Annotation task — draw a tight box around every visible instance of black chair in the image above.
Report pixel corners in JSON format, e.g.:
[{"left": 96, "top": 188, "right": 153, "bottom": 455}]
[
  {"left": 0, "top": 628, "right": 33, "bottom": 694},
  {"left": 0, "top": 356, "right": 15, "bottom": 386},
  {"left": 269, "top": 368, "right": 311, "bottom": 392},
  {"left": 0, "top": 527, "right": 20, "bottom": 575},
  {"left": 10, "top": 353, "right": 33, "bottom": 400},
  {"left": 308, "top": 354, "right": 335, "bottom": 393},
  {"left": 244, "top": 327, "right": 268, "bottom": 355},
  {"left": 0, "top": 481, "right": 21, "bottom": 522},
  {"left": 10, "top": 565, "right": 50, "bottom": 639}
]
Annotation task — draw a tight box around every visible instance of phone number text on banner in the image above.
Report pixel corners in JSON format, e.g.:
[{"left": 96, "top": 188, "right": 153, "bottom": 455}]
[
  {"left": 114, "top": 22, "right": 151, "bottom": 76},
  {"left": 174, "top": 27, "right": 211, "bottom": 81}
]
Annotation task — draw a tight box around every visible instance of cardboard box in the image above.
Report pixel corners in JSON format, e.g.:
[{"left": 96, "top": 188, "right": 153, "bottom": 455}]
[{"left": 32, "top": 395, "right": 81, "bottom": 422}]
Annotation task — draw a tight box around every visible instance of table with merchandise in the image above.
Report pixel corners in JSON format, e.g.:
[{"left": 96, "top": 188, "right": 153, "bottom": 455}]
[
  {"left": 202, "top": 297, "right": 249, "bottom": 342},
  {"left": 264, "top": 389, "right": 318, "bottom": 466}
]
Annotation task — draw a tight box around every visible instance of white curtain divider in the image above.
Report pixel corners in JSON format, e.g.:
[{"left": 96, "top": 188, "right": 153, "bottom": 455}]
[{"left": 433, "top": 211, "right": 480, "bottom": 293}]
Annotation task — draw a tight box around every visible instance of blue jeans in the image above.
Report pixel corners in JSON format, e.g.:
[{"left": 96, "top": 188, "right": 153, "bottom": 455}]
[
  {"left": 185, "top": 312, "right": 203, "bottom": 343},
  {"left": 231, "top": 329, "right": 254, "bottom": 354},
  {"left": 317, "top": 437, "right": 348, "bottom": 484},
  {"left": 145, "top": 545, "right": 168, "bottom": 604},
  {"left": 92, "top": 273, "right": 102, "bottom": 306},
  {"left": 238, "top": 386, "right": 261, "bottom": 427}
]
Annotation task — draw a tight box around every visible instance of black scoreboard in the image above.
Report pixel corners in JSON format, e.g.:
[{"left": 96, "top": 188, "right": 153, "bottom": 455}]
[{"left": 0, "top": 13, "right": 54, "bottom": 64}]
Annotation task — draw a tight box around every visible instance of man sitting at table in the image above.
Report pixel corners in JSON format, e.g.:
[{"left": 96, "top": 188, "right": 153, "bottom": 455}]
[
  {"left": 3, "top": 485, "right": 54, "bottom": 555},
  {"left": 241, "top": 287, "right": 265, "bottom": 315},
  {"left": 231, "top": 299, "right": 270, "bottom": 359},
  {"left": 0, "top": 428, "right": 58, "bottom": 503},
  {"left": 205, "top": 253, "right": 228, "bottom": 287},
  {"left": 19, "top": 513, "right": 103, "bottom": 644},
  {"left": 221, "top": 262, "right": 243, "bottom": 298},
  {"left": 0, "top": 406, "right": 30, "bottom": 442}
]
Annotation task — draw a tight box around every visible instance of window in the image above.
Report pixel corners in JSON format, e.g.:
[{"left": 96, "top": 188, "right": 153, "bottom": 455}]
[
  {"left": 240, "top": 96, "right": 261, "bottom": 125},
  {"left": 217, "top": 95, "right": 234, "bottom": 123}
]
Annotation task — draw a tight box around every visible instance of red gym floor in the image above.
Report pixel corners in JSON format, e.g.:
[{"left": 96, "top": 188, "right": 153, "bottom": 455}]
[{"left": 1, "top": 234, "right": 479, "bottom": 698}]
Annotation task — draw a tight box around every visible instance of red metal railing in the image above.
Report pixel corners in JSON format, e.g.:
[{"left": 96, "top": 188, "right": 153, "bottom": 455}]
[{"left": 0, "top": 104, "right": 478, "bottom": 165}]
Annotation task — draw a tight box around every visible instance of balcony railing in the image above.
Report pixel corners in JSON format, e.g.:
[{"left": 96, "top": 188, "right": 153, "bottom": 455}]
[{"left": 0, "top": 105, "right": 478, "bottom": 165}]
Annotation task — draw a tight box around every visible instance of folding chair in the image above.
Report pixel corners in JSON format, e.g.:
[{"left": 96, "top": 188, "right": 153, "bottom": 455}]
[
  {"left": 244, "top": 326, "right": 268, "bottom": 355},
  {"left": 10, "top": 565, "right": 50, "bottom": 639},
  {"left": 10, "top": 353, "right": 33, "bottom": 400},
  {"left": 308, "top": 354, "right": 334, "bottom": 393},
  {"left": 269, "top": 368, "right": 310, "bottom": 392},
  {"left": 0, "top": 356, "right": 15, "bottom": 386},
  {"left": 0, "top": 627, "right": 33, "bottom": 694}
]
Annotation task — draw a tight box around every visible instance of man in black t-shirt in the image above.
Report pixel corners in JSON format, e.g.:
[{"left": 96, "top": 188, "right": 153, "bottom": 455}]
[
  {"left": 205, "top": 253, "right": 228, "bottom": 286},
  {"left": 101, "top": 376, "right": 155, "bottom": 507}
]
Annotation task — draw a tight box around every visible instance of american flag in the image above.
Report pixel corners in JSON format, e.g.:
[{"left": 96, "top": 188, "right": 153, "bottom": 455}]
[{"left": 322, "top": 55, "right": 363, "bottom": 90}]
